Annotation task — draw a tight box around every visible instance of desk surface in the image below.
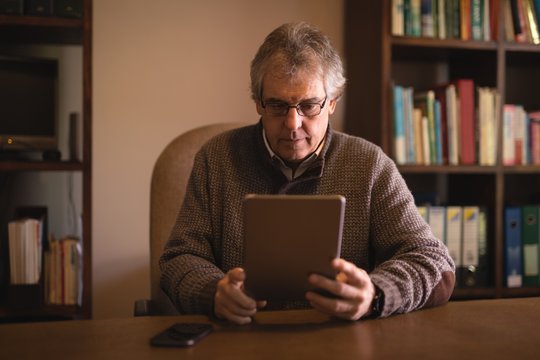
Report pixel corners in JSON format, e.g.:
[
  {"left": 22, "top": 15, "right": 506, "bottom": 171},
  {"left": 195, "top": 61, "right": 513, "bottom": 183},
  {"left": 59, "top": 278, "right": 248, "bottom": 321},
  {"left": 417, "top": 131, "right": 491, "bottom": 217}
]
[{"left": 1, "top": 297, "right": 539, "bottom": 360}]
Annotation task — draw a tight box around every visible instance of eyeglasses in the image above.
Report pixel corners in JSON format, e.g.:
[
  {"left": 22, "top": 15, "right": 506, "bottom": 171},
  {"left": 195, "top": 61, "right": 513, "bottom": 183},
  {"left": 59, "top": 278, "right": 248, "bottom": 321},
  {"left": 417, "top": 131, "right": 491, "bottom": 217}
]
[{"left": 261, "top": 96, "right": 327, "bottom": 117}]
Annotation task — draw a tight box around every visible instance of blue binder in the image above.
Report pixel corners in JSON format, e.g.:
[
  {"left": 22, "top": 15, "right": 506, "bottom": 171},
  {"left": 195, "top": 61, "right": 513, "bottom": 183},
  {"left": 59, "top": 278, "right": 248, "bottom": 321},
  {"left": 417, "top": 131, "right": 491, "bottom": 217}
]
[{"left": 505, "top": 207, "right": 523, "bottom": 288}]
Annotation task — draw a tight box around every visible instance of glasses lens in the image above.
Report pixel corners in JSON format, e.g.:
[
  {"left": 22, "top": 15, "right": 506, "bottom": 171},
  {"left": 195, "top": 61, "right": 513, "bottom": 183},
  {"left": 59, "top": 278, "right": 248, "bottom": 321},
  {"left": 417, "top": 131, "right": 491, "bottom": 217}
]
[
  {"left": 298, "top": 103, "right": 321, "bottom": 116},
  {"left": 266, "top": 103, "right": 288, "bottom": 116}
]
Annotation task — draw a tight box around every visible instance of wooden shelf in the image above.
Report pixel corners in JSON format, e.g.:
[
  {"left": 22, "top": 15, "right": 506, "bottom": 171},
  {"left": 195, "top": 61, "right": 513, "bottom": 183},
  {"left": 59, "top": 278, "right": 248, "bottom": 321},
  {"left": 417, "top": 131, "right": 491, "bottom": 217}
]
[
  {"left": 0, "top": 15, "right": 82, "bottom": 28},
  {"left": 0, "top": 0, "right": 92, "bottom": 322},
  {"left": 392, "top": 35, "right": 498, "bottom": 50},
  {"left": 345, "top": 0, "right": 540, "bottom": 301},
  {"left": 398, "top": 165, "right": 499, "bottom": 174},
  {"left": 0, "top": 161, "right": 84, "bottom": 172},
  {"left": 0, "top": 14, "right": 83, "bottom": 44}
]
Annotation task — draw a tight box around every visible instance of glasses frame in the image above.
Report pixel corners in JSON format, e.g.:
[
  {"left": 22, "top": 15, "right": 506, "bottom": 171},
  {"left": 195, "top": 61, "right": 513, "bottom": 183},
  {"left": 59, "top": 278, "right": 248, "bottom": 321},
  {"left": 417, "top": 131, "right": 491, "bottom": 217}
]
[{"left": 260, "top": 96, "right": 328, "bottom": 117}]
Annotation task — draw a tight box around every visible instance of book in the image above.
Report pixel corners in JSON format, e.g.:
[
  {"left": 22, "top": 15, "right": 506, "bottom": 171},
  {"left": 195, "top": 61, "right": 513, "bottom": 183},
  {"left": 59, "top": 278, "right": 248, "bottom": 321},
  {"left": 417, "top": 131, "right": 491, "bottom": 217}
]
[
  {"left": 484, "top": 0, "right": 493, "bottom": 40},
  {"left": 393, "top": 85, "right": 406, "bottom": 164},
  {"left": 530, "top": 111, "right": 540, "bottom": 165},
  {"left": 437, "top": 0, "right": 446, "bottom": 38},
  {"left": 446, "top": 84, "right": 459, "bottom": 165},
  {"left": 452, "top": 79, "right": 476, "bottom": 165},
  {"left": 434, "top": 98, "right": 443, "bottom": 164},
  {"left": 44, "top": 235, "right": 82, "bottom": 305},
  {"left": 461, "top": 0, "right": 472, "bottom": 40},
  {"left": 515, "top": 0, "right": 530, "bottom": 42},
  {"left": 513, "top": 105, "right": 528, "bottom": 165},
  {"left": 477, "top": 87, "right": 498, "bottom": 166},
  {"left": 7, "top": 217, "right": 44, "bottom": 285},
  {"left": 414, "top": 90, "right": 437, "bottom": 164},
  {"left": 471, "top": 0, "right": 484, "bottom": 40},
  {"left": 434, "top": 84, "right": 450, "bottom": 165},
  {"left": 446, "top": 206, "right": 463, "bottom": 286},
  {"left": 422, "top": 115, "right": 431, "bottom": 164},
  {"left": 428, "top": 206, "right": 446, "bottom": 244},
  {"left": 393, "top": 0, "right": 405, "bottom": 35},
  {"left": 462, "top": 206, "right": 481, "bottom": 287},
  {"left": 522, "top": 205, "right": 540, "bottom": 286},
  {"left": 505, "top": 207, "right": 523, "bottom": 288},
  {"left": 503, "top": 104, "right": 516, "bottom": 165},
  {"left": 421, "top": 0, "right": 435, "bottom": 37},
  {"left": 413, "top": 108, "right": 425, "bottom": 164},
  {"left": 410, "top": 0, "right": 422, "bottom": 36},
  {"left": 476, "top": 208, "right": 489, "bottom": 287},
  {"left": 524, "top": 0, "right": 540, "bottom": 43},
  {"left": 505, "top": 0, "right": 518, "bottom": 40},
  {"left": 404, "top": 87, "right": 416, "bottom": 163}
]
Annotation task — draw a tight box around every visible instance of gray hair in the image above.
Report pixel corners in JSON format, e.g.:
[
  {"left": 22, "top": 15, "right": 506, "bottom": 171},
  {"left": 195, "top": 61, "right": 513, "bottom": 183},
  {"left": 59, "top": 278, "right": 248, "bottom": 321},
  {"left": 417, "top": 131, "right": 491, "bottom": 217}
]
[{"left": 250, "top": 22, "right": 346, "bottom": 103}]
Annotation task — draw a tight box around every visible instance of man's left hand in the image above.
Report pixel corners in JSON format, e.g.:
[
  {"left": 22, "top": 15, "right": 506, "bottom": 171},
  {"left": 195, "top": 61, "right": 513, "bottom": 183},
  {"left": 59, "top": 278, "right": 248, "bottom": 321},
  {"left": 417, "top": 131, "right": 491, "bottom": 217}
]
[{"left": 305, "top": 258, "right": 376, "bottom": 320}]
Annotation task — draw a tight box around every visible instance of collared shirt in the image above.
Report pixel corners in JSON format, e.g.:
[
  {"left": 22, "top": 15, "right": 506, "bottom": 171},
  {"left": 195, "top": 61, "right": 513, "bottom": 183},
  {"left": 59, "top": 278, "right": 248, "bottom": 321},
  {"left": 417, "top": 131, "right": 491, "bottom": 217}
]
[{"left": 262, "top": 128, "right": 325, "bottom": 181}]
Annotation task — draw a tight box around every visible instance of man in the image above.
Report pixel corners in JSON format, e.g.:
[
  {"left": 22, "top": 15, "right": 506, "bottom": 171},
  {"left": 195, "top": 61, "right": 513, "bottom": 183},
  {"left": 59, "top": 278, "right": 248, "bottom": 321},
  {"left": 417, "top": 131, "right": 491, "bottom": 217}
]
[{"left": 160, "top": 22, "right": 455, "bottom": 325}]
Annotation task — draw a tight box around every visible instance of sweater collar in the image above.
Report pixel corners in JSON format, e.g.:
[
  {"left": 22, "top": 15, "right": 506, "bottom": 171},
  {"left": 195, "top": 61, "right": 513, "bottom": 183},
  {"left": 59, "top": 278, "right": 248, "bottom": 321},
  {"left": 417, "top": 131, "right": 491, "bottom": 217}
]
[{"left": 254, "top": 119, "right": 333, "bottom": 187}]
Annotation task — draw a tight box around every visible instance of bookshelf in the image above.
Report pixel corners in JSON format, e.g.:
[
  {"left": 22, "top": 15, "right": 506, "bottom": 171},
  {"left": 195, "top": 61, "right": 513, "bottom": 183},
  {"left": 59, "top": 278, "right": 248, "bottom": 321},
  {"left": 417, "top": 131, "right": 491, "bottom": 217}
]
[
  {"left": 0, "top": 0, "right": 92, "bottom": 321},
  {"left": 344, "top": 0, "right": 540, "bottom": 299}
]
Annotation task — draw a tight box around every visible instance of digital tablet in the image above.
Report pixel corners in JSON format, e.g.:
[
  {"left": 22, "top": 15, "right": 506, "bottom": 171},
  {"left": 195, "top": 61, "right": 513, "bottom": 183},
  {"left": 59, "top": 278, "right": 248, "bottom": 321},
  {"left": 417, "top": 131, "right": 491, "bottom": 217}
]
[{"left": 243, "top": 194, "right": 345, "bottom": 301}]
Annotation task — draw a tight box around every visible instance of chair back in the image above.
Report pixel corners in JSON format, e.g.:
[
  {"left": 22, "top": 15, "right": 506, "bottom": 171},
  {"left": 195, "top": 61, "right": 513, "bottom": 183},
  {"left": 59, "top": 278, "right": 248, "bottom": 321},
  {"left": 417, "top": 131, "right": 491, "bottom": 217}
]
[{"left": 150, "top": 122, "right": 246, "bottom": 314}]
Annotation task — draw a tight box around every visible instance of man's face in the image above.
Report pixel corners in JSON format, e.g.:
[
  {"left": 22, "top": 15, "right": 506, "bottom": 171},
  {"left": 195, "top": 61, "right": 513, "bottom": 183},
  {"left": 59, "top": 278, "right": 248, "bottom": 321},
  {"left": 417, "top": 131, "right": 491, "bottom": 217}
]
[{"left": 256, "top": 67, "right": 336, "bottom": 164}]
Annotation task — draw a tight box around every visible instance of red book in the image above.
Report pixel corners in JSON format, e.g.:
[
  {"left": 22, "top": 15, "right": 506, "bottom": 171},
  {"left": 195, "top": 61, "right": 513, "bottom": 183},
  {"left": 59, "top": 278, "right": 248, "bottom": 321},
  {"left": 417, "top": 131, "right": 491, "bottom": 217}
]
[
  {"left": 490, "top": 0, "right": 500, "bottom": 41},
  {"left": 452, "top": 79, "right": 476, "bottom": 165}
]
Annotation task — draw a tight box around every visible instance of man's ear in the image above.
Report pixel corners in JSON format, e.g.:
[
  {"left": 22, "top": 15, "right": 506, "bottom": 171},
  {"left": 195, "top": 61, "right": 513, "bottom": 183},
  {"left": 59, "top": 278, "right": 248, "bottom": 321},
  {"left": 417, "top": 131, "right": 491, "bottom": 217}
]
[
  {"left": 327, "top": 99, "right": 337, "bottom": 115},
  {"left": 256, "top": 101, "right": 263, "bottom": 116}
]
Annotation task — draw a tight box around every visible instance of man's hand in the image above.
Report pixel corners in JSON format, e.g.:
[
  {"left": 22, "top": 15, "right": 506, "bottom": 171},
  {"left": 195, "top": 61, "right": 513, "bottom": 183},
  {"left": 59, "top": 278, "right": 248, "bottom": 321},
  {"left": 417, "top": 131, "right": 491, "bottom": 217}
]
[
  {"left": 214, "top": 267, "right": 266, "bottom": 325},
  {"left": 305, "top": 258, "right": 376, "bottom": 320}
]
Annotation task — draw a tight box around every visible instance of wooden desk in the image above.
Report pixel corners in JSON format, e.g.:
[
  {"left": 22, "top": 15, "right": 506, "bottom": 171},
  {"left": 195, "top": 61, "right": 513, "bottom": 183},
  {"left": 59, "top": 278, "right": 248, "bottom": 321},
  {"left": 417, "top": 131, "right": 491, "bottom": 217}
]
[{"left": 1, "top": 297, "right": 539, "bottom": 359}]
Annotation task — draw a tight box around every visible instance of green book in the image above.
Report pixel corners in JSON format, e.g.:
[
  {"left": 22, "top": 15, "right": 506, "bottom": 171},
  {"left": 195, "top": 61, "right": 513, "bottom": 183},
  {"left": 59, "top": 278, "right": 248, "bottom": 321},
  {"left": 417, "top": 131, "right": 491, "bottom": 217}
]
[{"left": 522, "top": 205, "right": 540, "bottom": 286}]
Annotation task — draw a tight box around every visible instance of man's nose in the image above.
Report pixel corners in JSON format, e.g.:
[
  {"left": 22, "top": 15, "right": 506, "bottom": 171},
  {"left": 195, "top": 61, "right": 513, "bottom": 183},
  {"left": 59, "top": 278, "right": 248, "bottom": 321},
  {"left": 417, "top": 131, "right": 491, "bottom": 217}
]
[{"left": 284, "top": 107, "right": 302, "bottom": 130}]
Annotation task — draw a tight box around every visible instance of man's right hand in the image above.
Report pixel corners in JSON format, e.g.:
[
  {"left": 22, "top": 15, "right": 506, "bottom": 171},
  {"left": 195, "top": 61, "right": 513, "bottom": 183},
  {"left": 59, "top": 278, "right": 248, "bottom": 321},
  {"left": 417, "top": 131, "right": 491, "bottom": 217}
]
[{"left": 214, "top": 267, "right": 266, "bottom": 325}]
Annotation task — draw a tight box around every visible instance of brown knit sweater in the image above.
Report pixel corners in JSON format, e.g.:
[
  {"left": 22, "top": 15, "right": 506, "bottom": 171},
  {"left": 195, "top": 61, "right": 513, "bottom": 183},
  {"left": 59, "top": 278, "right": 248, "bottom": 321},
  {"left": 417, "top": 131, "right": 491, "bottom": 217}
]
[{"left": 160, "top": 121, "right": 455, "bottom": 317}]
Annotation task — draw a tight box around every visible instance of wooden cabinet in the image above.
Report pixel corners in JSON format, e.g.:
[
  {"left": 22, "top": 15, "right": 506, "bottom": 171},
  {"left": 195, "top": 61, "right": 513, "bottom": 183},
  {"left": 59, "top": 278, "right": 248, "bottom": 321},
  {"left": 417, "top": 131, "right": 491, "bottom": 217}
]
[
  {"left": 0, "top": 0, "right": 92, "bottom": 321},
  {"left": 344, "top": 0, "right": 540, "bottom": 299}
]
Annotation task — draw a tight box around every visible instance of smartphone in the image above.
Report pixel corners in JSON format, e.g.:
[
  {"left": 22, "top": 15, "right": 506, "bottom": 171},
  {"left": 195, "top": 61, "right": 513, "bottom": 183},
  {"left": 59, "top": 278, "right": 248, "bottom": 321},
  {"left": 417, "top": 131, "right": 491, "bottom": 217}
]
[{"left": 150, "top": 323, "right": 213, "bottom": 347}]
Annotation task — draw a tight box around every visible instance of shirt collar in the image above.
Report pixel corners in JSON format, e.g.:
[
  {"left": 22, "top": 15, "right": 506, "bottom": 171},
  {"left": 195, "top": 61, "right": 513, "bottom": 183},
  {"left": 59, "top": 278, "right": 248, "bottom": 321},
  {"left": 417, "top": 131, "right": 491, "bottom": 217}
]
[{"left": 262, "top": 127, "right": 326, "bottom": 180}]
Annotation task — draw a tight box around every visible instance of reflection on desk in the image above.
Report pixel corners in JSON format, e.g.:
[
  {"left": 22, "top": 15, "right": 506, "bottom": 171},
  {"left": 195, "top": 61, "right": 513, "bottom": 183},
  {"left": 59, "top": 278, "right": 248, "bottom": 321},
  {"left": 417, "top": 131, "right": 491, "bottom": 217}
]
[{"left": 0, "top": 297, "right": 539, "bottom": 359}]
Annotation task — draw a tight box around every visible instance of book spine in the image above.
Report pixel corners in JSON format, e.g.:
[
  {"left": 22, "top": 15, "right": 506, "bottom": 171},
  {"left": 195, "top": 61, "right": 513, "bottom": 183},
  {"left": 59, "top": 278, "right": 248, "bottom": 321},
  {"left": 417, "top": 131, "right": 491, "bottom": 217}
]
[
  {"left": 393, "top": 85, "right": 407, "bottom": 164},
  {"left": 471, "top": 0, "right": 484, "bottom": 39},
  {"left": 505, "top": 207, "right": 523, "bottom": 288},
  {"left": 522, "top": 205, "right": 540, "bottom": 286}
]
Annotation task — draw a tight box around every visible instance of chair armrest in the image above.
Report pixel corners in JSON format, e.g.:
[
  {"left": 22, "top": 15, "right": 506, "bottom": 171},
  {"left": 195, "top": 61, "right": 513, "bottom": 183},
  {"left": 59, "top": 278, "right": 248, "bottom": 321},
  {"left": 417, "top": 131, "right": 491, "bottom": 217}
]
[{"left": 134, "top": 299, "right": 154, "bottom": 317}]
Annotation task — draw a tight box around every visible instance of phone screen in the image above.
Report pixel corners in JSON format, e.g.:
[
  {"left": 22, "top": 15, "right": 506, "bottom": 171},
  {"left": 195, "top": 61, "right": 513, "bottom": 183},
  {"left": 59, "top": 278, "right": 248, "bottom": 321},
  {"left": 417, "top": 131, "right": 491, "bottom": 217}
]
[{"left": 150, "top": 323, "right": 213, "bottom": 347}]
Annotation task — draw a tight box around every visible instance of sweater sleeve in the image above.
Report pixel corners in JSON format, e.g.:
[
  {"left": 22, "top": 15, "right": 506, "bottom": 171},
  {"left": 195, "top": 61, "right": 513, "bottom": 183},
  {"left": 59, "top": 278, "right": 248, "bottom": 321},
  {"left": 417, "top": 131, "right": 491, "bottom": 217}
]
[
  {"left": 367, "top": 150, "right": 455, "bottom": 317},
  {"left": 159, "top": 149, "right": 224, "bottom": 315}
]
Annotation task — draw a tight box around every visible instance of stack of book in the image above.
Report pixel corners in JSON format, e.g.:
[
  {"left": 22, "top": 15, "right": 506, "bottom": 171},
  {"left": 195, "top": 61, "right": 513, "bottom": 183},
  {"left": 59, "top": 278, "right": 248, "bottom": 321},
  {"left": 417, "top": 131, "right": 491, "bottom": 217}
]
[
  {"left": 504, "top": 206, "right": 540, "bottom": 288},
  {"left": 502, "top": 106, "right": 540, "bottom": 165},
  {"left": 418, "top": 205, "right": 489, "bottom": 288},
  {"left": 7, "top": 218, "right": 44, "bottom": 285},
  {"left": 391, "top": 0, "right": 499, "bottom": 41},
  {"left": 392, "top": 81, "right": 500, "bottom": 165},
  {"left": 504, "top": 0, "right": 540, "bottom": 44},
  {"left": 44, "top": 235, "right": 82, "bottom": 306}
]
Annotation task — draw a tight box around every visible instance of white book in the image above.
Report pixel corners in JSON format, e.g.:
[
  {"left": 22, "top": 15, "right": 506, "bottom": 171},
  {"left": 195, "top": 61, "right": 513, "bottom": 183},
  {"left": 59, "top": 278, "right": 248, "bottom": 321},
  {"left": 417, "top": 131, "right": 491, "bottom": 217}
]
[
  {"left": 446, "top": 84, "right": 459, "bottom": 165},
  {"left": 428, "top": 206, "right": 446, "bottom": 244},
  {"left": 503, "top": 104, "right": 516, "bottom": 165}
]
